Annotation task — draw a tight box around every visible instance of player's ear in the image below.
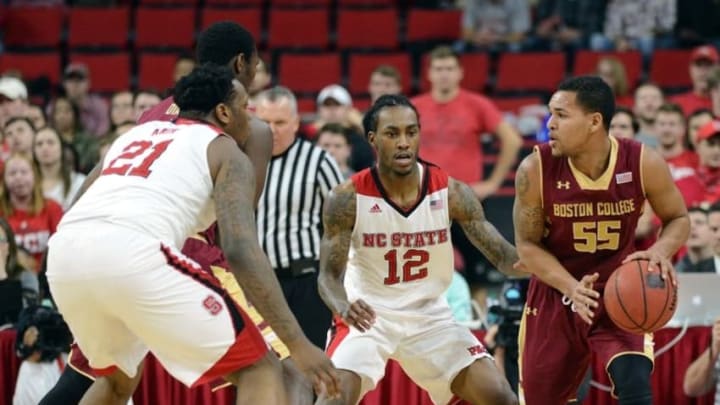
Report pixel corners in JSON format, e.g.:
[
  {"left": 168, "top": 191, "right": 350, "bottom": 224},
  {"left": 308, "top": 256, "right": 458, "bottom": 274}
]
[
  {"left": 215, "top": 103, "right": 231, "bottom": 126},
  {"left": 234, "top": 53, "right": 246, "bottom": 75},
  {"left": 367, "top": 131, "right": 376, "bottom": 146},
  {"left": 590, "top": 112, "right": 603, "bottom": 133}
]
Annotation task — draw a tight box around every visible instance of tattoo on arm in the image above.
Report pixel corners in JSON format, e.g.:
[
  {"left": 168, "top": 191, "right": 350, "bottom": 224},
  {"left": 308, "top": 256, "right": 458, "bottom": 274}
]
[
  {"left": 318, "top": 182, "right": 356, "bottom": 314},
  {"left": 513, "top": 162, "right": 545, "bottom": 243},
  {"left": 214, "top": 144, "right": 303, "bottom": 346},
  {"left": 449, "top": 179, "right": 520, "bottom": 276}
]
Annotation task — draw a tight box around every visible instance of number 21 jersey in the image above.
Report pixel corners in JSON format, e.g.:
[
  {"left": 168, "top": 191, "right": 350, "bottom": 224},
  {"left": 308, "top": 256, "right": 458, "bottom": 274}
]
[
  {"left": 345, "top": 163, "right": 454, "bottom": 312},
  {"left": 59, "top": 119, "right": 221, "bottom": 249},
  {"left": 538, "top": 136, "right": 645, "bottom": 285}
]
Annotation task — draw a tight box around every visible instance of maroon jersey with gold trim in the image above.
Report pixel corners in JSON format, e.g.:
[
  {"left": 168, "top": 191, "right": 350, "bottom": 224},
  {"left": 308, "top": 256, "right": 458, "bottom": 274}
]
[
  {"left": 137, "top": 96, "right": 178, "bottom": 124},
  {"left": 538, "top": 136, "right": 645, "bottom": 285}
]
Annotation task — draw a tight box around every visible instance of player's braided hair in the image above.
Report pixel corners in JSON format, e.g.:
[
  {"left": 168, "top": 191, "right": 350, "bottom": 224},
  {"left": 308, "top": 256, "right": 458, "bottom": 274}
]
[
  {"left": 362, "top": 94, "right": 420, "bottom": 138},
  {"left": 174, "top": 63, "right": 236, "bottom": 116},
  {"left": 197, "top": 21, "right": 256, "bottom": 66}
]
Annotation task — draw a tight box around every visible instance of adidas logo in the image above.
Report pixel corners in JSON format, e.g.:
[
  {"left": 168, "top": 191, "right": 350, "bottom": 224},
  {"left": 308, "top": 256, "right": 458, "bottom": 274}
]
[{"left": 369, "top": 204, "right": 382, "bottom": 213}]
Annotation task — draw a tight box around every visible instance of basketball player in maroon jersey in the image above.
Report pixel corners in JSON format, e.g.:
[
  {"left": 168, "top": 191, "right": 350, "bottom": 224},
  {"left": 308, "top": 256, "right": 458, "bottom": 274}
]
[
  {"left": 513, "top": 76, "right": 689, "bottom": 405},
  {"left": 39, "top": 22, "right": 315, "bottom": 405}
]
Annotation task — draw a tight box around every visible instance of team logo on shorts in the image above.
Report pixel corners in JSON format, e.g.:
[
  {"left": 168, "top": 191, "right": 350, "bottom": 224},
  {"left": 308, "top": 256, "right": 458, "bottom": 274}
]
[
  {"left": 203, "top": 295, "right": 223, "bottom": 316},
  {"left": 467, "top": 344, "right": 487, "bottom": 356}
]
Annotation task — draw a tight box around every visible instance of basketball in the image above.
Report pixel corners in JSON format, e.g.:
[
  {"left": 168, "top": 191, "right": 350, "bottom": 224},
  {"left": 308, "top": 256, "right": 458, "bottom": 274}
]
[{"left": 603, "top": 260, "right": 678, "bottom": 334}]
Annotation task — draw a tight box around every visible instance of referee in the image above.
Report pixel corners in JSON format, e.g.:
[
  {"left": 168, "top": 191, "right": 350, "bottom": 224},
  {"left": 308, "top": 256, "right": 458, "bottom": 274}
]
[{"left": 255, "top": 86, "right": 344, "bottom": 349}]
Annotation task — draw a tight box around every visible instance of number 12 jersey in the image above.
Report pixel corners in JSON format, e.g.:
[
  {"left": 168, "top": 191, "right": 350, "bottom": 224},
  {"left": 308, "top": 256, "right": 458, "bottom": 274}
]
[
  {"left": 346, "top": 162, "right": 454, "bottom": 313},
  {"left": 59, "top": 119, "right": 221, "bottom": 249}
]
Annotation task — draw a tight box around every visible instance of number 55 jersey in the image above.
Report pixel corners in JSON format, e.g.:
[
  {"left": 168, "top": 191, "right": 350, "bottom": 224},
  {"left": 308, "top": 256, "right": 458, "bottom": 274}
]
[
  {"left": 346, "top": 162, "right": 454, "bottom": 313},
  {"left": 59, "top": 119, "right": 220, "bottom": 249},
  {"left": 538, "top": 136, "right": 645, "bottom": 286}
]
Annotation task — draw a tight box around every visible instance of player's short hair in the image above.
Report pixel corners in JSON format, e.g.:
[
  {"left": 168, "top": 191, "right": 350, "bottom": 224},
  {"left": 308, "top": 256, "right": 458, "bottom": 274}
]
[
  {"left": 656, "top": 103, "right": 685, "bottom": 120},
  {"left": 174, "top": 63, "right": 237, "bottom": 115},
  {"left": 558, "top": 76, "right": 615, "bottom": 132},
  {"left": 362, "top": 94, "right": 420, "bottom": 137},
  {"left": 428, "top": 45, "right": 460, "bottom": 63},
  {"left": 371, "top": 65, "right": 401, "bottom": 83},
  {"left": 4, "top": 116, "right": 35, "bottom": 132},
  {"left": 197, "top": 22, "right": 256, "bottom": 67},
  {"left": 613, "top": 106, "right": 640, "bottom": 134}
]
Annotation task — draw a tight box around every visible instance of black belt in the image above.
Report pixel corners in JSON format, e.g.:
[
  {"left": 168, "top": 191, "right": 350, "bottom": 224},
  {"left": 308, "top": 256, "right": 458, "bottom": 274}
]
[{"left": 274, "top": 258, "right": 319, "bottom": 279}]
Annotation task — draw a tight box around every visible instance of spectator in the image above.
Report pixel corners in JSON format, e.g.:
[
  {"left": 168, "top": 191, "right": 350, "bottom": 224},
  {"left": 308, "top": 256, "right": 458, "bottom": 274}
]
[
  {"left": 676, "top": 207, "right": 716, "bottom": 273},
  {"left": 133, "top": 90, "right": 162, "bottom": 122},
  {"left": 254, "top": 86, "right": 344, "bottom": 349},
  {"left": 61, "top": 63, "right": 109, "bottom": 137},
  {"left": 709, "top": 203, "right": 720, "bottom": 262},
  {"left": 4, "top": 117, "right": 36, "bottom": 156},
  {"left": 0, "top": 153, "right": 63, "bottom": 273},
  {"left": 688, "top": 109, "right": 715, "bottom": 148},
  {"left": 368, "top": 65, "right": 402, "bottom": 105},
  {"left": 708, "top": 65, "right": 720, "bottom": 118},
  {"left": 697, "top": 120, "right": 720, "bottom": 204},
  {"left": 533, "top": 0, "right": 607, "bottom": 50},
  {"left": 0, "top": 217, "right": 38, "bottom": 306},
  {"left": 312, "top": 84, "right": 374, "bottom": 171},
  {"left": 315, "top": 123, "right": 353, "bottom": 179},
  {"left": 25, "top": 105, "right": 46, "bottom": 132},
  {"left": 172, "top": 54, "right": 195, "bottom": 84},
  {"left": 108, "top": 91, "right": 135, "bottom": 131},
  {"left": 0, "top": 76, "right": 28, "bottom": 128},
  {"left": 412, "top": 46, "right": 522, "bottom": 293},
  {"left": 632, "top": 82, "right": 664, "bottom": 142},
  {"left": 458, "top": 0, "right": 531, "bottom": 52},
  {"left": 609, "top": 107, "right": 639, "bottom": 140},
  {"left": 672, "top": 45, "right": 718, "bottom": 116},
  {"left": 48, "top": 97, "right": 98, "bottom": 174},
  {"left": 595, "top": 57, "right": 632, "bottom": 106},
  {"left": 683, "top": 316, "right": 720, "bottom": 400},
  {"left": 591, "top": 0, "right": 675, "bottom": 59},
  {"left": 655, "top": 103, "right": 699, "bottom": 171},
  {"left": 33, "top": 127, "right": 86, "bottom": 211}
]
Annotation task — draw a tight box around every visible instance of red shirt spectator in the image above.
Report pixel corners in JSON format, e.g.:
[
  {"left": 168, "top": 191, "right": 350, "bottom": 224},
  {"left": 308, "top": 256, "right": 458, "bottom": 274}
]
[{"left": 671, "top": 45, "right": 718, "bottom": 116}]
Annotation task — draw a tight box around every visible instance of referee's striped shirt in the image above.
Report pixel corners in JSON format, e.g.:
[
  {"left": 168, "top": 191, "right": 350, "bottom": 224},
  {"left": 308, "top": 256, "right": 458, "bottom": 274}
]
[{"left": 257, "top": 137, "right": 344, "bottom": 270}]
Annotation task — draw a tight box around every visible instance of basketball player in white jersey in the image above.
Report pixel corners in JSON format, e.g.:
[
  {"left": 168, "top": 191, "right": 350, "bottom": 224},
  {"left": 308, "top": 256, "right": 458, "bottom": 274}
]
[
  {"left": 316, "top": 94, "right": 525, "bottom": 405},
  {"left": 46, "top": 64, "right": 340, "bottom": 405}
]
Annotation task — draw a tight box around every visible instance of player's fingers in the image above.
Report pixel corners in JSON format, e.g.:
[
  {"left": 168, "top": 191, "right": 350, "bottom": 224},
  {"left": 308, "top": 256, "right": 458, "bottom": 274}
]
[
  {"left": 357, "top": 300, "right": 376, "bottom": 318},
  {"left": 354, "top": 303, "right": 376, "bottom": 321},
  {"left": 622, "top": 252, "right": 643, "bottom": 263},
  {"left": 318, "top": 367, "right": 341, "bottom": 399}
]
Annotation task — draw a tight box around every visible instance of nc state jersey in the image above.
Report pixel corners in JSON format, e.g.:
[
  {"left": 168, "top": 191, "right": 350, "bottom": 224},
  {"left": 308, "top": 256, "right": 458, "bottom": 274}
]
[
  {"left": 538, "top": 136, "right": 645, "bottom": 285},
  {"left": 346, "top": 163, "right": 454, "bottom": 312},
  {"left": 59, "top": 118, "right": 222, "bottom": 248}
]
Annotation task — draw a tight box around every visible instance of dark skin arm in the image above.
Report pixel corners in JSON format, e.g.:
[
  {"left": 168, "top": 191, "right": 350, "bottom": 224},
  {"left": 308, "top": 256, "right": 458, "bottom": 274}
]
[
  {"left": 209, "top": 136, "right": 339, "bottom": 397},
  {"left": 245, "top": 116, "right": 273, "bottom": 206},
  {"left": 317, "top": 181, "right": 376, "bottom": 332},
  {"left": 447, "top": 178, "right": 525, "bottom": 278},
  {"left": 623, "top": 146, "right": 689, "bottom": 285},
  {"left": 513, "top": 152, "right": 600, "bottom": 324}
]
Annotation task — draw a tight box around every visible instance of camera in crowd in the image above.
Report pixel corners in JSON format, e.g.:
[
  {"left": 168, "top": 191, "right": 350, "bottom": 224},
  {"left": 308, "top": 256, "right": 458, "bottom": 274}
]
[
  {"left": 15, "top": 305, "right": 72, "bottom": 362},
  {"left": 488, "top": 278, "right": 529, "bottom": 350}
]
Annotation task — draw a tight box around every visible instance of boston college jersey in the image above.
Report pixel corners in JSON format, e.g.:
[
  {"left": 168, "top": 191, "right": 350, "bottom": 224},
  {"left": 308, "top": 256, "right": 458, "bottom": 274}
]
[
  {"left": 345, "top": 163, "right": 454, "bottom": 312},
  {"left": 538, "top": 136, "right": 645, "bottom": 286},
  {"left": 59, "top": 118, "right": 221, "bottom": 248}
]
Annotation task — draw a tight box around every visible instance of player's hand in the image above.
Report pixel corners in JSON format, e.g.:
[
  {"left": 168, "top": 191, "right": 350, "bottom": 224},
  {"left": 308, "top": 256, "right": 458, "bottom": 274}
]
[
  {"left": 569, "top": 273, "right": 600, "bottom": 325},
  {"left": 623, "top": 250, "right": 677, "bottom": 287},
  {"left": 341, "top": 299, "right": 376, "bottom": 332},
  {"left": 289, "top": 341, "right": 341, "bottom": 399}
]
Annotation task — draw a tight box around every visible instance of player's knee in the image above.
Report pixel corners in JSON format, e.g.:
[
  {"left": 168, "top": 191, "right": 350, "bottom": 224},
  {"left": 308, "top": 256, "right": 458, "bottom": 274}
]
[{"left": 608, "top": 355, "right": 652, "bottom": 404}]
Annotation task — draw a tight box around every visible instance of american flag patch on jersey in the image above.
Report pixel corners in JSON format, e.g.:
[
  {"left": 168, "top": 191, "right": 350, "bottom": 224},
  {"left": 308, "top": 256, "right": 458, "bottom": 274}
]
[
  {"left": 615, "top": 172, "right": 632, "bottom": 184},
  {"left": 430, "top": 198, "right": 443, "bottom": 210}
]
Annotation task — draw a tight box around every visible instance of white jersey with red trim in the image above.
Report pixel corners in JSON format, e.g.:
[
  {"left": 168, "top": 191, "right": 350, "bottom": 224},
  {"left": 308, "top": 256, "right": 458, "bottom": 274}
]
[
  {"left": 345, "top": 162, "right": 454, "bottom": 312},
  {"left": 59, "top": 119, "right": 221, "bottom": 248}
]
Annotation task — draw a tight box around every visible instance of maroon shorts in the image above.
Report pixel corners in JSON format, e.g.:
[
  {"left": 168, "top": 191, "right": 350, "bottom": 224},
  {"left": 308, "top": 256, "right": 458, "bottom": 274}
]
[{"left": 518, "top": 278, "right": 652, "bottom": 405}]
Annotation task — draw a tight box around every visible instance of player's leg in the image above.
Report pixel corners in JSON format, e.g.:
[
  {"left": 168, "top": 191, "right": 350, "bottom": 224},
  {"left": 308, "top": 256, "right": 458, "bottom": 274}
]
[
  {"left": 225, "top": 351, "right": 288, "bottom": 405},
  {"left": 316, "top": 317, "right": 396, "bottom": 405},
  {"left": 79, "top": 364, "right": 143, "bottom": 405},
  {"left": 607, "top": 354, "right": 653, "bottom": 405},
  {"left": 38, "top": 366, "right": 93, "bottom": 405},
  {"left": 281, "top": 358, "right": 314, "bottom": 405},
  {"left": 451, "top": 357, "right": 518, "bottom": 405},
  {"left": 518, "top": 281, "right": 591, "bottom": 405}
]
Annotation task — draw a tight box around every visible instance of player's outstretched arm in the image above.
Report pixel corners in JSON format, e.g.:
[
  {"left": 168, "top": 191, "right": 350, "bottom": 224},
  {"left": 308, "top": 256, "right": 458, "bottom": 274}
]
[
  {"left": 448, "top": 178, "right": 524, "bottom": 278},
  {"left": 513, "top": 152, "right": 599, "bottom": 324},
  {"left": 317, "top": 182, "right": 375, "bottom": 331},
  {"left": 624, "top": 146, "right": 689, "bottom": 285},
  {"left": 209, "top": 136, "right": 340, "bottom": 397}
]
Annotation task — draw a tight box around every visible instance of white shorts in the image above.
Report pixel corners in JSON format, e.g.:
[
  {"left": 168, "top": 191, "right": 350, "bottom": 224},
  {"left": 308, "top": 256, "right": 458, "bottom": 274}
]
[
  {"left": 327, "top": 305, "right": 491, "bottom": 405},
  {"left": 46, "top": 224, "right": 268, "bottom": 387}
]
